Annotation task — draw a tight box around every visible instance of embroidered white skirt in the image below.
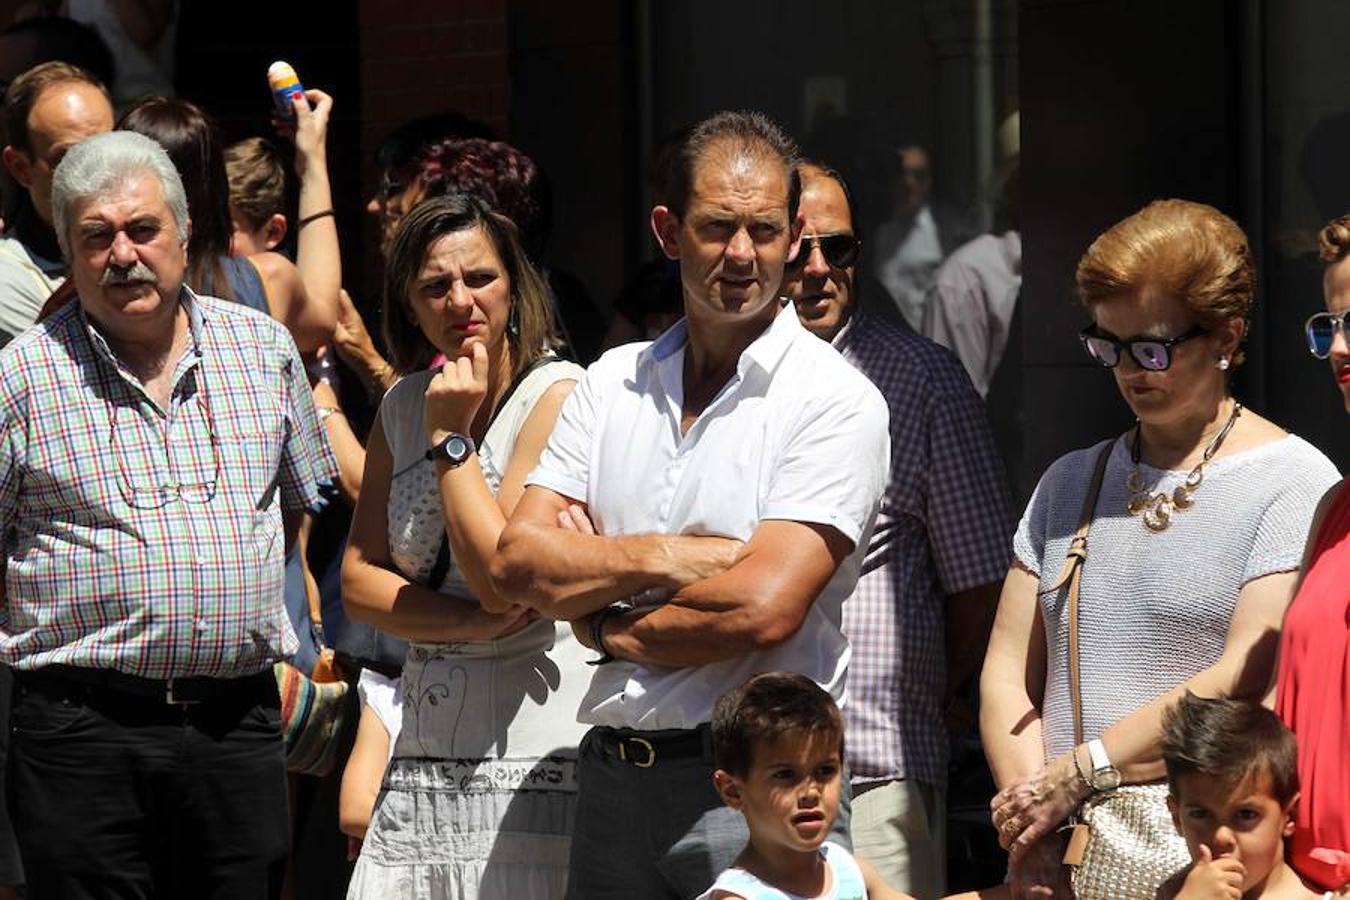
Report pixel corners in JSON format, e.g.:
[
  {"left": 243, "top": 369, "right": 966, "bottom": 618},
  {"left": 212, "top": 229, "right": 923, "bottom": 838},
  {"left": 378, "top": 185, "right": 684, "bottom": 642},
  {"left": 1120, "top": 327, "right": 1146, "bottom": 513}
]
[{"left": 346, "top": 756, "right": 578, "bottom": 900}]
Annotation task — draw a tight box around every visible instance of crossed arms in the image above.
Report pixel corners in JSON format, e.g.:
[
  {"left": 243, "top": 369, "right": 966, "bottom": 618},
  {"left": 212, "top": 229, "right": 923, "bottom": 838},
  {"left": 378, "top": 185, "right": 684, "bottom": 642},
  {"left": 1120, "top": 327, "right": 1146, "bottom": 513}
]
[{"left": 491, "top": 486, "right": 853, "bottom": 668}]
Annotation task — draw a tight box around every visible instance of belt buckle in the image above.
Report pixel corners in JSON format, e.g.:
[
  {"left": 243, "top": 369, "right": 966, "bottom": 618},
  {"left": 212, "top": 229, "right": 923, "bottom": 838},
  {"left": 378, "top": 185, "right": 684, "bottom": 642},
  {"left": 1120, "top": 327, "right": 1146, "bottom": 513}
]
[
  {"left": 164, "top": 678, "right": 201, "bottom": 706},
  {"left": 618, "top": 736, "right": 655, "bottom": 768}
]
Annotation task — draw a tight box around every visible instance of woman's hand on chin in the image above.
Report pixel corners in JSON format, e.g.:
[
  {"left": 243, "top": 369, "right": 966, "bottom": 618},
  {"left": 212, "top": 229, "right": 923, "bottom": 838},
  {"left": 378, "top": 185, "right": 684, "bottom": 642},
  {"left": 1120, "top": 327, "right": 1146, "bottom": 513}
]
[{"left": 425, "top": 340, "right": 489, "bottom": 444}]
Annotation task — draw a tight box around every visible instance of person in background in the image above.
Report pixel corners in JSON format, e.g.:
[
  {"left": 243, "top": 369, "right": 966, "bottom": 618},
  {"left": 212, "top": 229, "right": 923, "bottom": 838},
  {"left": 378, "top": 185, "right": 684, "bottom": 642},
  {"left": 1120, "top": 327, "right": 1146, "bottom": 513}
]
[
  {"left": 4, "top": 128, "right": 335, "bottom": 899},
  {"left": 338, "top": 666, "right": 401, "bottom": 847},
  {"left": 871, "top": 142, "right": 967, "bottom": 330},
  {"left": 0, "top": 61, "right": 113, "bottom": 344},
  {"left": 0, "top": 14, "right": 114, "bottom": 103},
  {"left": 783, "top": 159, "right": 1013, "bottom": 898},
  {"left": 981, "top": 199, "right": 1340, "bottom": 898},
  {"left": 601, "top": 127, "right": 690, "bottom": 351},
  {"left": 923, "top": 113, "right": 1022, "bottom": 399},
  {"left": 1273, "top": 215, "right": 1350, "bottom": 896},
  {"left": 118, "top": 94, "right": 335, "bottom": 354},
  {"left": 329, "top": 113, "right": 496, "bottom": 401},
  {"left": 64, "top": 0, "right": 175, "bottom": 111},
  {"left": 366, "top": 112, "right": 494, "bottom": 262},
  {"left": 0, "top": 56, "right": 115, "bottom": 900},
  {"left": 224, "top": 136, "right": 287, "bottom": 254}
]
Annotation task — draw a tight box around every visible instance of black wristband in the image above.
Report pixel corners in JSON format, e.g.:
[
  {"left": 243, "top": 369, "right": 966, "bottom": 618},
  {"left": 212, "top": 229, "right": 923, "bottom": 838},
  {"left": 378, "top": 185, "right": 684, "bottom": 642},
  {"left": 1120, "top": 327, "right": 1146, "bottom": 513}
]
[
  {"left": 586, "top": 606, "right": 622, "bottom": 666},
  {"left": 297, "top": 208, "right": 335, "bottom": 227}
]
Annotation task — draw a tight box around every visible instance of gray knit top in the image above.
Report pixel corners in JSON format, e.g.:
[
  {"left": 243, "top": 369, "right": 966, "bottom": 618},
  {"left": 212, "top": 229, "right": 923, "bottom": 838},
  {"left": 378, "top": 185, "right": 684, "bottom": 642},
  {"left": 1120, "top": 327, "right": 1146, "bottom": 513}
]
[{"left": 1013, "top": 433, "right": 1340, "bottom": 760}]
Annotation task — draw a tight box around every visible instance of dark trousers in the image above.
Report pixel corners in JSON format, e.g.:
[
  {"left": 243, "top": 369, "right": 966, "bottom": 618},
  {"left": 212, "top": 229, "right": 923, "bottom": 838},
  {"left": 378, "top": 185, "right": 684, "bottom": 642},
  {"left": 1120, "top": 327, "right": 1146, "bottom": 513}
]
[
  {"left": 565, "top": 726, "right": 852, "bottom": 900},
  {"left": 0, "top": 667, "right": 20, "bottom": 889},
  {"left": 9, "top": 668, "right": 289, "bottom": 900}
]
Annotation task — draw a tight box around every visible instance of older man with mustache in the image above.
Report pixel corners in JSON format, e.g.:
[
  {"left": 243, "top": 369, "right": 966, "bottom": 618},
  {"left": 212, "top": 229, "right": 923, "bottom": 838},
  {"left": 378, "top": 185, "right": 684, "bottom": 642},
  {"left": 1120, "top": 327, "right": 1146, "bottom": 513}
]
[{"left": 0, "top": 130, "right": 336, "bottom": 899}]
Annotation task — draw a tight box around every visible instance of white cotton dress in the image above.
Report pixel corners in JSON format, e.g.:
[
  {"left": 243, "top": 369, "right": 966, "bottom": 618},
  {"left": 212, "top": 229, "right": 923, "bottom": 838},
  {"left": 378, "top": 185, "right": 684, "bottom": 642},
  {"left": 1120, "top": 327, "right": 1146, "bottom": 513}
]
[{"left": 347, "top": 358, "right": 591, "bottom": 900}]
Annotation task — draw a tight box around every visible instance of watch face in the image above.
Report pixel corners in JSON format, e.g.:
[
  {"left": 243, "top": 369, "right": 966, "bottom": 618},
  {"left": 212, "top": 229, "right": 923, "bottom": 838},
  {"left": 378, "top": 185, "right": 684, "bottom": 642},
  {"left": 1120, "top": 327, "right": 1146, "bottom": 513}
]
[
  {"left": 1095, "top": 768, "right": 1123, "bottom": 791},
  {"left": 445, "top": 436, "right": 469, "bottom": 459}
]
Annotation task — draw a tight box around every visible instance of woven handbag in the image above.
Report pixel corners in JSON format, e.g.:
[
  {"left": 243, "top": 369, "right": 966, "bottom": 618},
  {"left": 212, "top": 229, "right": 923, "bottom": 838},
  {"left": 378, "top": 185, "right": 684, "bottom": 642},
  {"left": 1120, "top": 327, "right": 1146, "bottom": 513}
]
[{"left": 1048, "top": 442, "right": 1190, "bottom": 900}]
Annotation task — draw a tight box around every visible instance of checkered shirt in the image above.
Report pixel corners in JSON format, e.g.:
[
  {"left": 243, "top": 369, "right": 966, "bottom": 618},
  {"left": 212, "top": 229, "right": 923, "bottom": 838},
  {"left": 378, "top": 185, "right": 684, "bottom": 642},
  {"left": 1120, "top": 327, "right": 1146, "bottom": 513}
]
[
  {"left": 0, "top": 289, "right": 337, "bottom": 679},
  {"left": 834, "top": 311, "right": 1013, "bottom": 787}
]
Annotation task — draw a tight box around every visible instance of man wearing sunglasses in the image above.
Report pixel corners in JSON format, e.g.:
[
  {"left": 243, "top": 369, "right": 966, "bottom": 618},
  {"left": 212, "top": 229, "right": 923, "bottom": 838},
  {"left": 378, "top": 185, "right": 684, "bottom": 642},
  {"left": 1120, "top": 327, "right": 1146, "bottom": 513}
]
[
  {"left": 784, "top": 161, "right": 1014, "bottom": 898},
  {"left": 0, "top": 131, "right": 336, "bottom": 898}
]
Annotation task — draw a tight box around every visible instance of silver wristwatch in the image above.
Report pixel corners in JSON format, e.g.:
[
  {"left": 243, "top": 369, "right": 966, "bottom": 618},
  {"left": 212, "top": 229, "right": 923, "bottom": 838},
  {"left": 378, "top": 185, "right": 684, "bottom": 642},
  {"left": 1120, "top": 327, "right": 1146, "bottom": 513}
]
[{"left": 1086, "top": 738, "right": 1122, "bottom": 792}]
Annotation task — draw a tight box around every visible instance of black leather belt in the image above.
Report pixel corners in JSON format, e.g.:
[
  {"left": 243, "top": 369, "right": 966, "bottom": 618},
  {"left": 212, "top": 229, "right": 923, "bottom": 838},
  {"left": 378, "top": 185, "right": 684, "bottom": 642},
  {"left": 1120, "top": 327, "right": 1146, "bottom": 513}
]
[
  {"left": 592, "top": 724, "right": 712, "bottom": 768},
  {"left": 15, "top": 664, "right": 274, "bottom": 706}
]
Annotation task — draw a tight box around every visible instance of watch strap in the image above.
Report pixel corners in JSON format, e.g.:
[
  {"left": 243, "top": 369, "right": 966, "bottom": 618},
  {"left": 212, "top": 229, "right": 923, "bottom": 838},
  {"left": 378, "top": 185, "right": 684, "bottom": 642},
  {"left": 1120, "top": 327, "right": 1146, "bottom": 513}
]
[
  {"left": 586, "top": 605, "right": 624, "bottom": 666},
  {"left": 425, "top": 432, "right": 476, "bottom": 466},
  {"left": 1087, "top": 738, "right": 1112, "bottom": 773}
]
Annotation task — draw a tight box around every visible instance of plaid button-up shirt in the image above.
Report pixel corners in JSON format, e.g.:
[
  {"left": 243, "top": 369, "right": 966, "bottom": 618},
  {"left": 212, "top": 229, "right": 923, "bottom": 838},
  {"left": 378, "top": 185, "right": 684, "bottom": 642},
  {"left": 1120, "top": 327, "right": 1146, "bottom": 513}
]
[
  {"left": 0, "top": 289, "right": 337, "bottom": 679},
  {"left": 835, "top": 311, "right": 1013, "bottom": 787}
]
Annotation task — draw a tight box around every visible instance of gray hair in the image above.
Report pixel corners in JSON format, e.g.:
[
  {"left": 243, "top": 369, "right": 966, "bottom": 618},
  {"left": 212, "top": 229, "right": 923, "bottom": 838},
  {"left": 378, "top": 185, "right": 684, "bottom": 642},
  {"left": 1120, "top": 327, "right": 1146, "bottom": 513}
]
[{"left": 50, "top": 130, "right": 190, "bottom": 258}]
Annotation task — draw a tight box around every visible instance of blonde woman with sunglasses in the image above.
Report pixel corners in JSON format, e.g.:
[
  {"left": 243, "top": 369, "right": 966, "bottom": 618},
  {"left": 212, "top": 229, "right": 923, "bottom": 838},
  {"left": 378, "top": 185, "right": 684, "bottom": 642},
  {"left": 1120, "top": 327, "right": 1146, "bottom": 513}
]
[{"left": 980, "top": 200, "right": 1339, "bottom": 899}]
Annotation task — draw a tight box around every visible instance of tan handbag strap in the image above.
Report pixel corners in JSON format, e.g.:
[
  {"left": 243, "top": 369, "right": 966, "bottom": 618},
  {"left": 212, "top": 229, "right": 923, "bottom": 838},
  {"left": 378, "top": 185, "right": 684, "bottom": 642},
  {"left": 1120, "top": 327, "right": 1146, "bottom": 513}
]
[{"left": 1052, "top": 441, "right": 1115, "bottom": 746}]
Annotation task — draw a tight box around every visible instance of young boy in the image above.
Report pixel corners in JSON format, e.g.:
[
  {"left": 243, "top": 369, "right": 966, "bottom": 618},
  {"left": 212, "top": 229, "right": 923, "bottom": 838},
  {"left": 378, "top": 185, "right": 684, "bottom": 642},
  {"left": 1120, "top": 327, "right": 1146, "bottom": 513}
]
[
  {"left": 701, "top": 672, "right": 913, "bottom": 900},
  {"left": 1160, "top": 693, "right": 1333, "bottom": 900},
  {"left": 224, "top": 136, "right": 289, "bottom": 255}
]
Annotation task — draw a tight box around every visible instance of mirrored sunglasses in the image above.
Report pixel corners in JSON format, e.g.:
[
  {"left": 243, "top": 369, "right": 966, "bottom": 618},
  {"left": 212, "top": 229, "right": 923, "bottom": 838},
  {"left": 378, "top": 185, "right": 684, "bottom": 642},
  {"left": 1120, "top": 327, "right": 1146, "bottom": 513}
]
[
  {"left": 1078, "top": 324, "right": 1208, "bottom": 372},
  {"left": 1305, "top": 310, "right": 1350, "bottom": 359}
]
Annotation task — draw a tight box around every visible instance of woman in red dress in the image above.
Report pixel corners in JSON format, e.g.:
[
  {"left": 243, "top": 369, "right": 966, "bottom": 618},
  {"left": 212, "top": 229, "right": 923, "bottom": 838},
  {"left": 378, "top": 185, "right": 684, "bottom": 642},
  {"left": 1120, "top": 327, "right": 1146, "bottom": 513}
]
[{"left": 1275, "top": 215, "right": 1350, "bottom": 895}]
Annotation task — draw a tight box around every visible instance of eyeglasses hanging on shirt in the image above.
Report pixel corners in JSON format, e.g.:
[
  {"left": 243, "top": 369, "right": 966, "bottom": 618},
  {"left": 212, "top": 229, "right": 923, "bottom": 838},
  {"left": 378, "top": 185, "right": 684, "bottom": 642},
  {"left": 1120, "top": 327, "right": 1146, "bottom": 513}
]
[{"left": 106, "top": 347, "right": 222, "bottom": 510}]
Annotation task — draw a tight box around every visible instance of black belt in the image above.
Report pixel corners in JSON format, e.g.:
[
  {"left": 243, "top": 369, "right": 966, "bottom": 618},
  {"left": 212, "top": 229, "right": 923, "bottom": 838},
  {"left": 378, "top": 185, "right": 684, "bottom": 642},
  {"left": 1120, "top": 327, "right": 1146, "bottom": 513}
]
[
  {"left": 592, "top": 724, "right": 712, "bottom": 768},
  {"left": 15, "top": 664, "right": 274, "bottom": 706}
]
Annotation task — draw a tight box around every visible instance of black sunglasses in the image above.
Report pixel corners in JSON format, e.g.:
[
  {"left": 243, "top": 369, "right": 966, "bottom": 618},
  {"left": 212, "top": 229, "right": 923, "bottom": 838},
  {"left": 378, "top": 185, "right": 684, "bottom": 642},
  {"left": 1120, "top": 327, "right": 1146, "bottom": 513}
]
[
  {"left": 788, "top": 232, "right": 861, "bottom": 271},
  {"left": 1079, "top": 324, "right": 1209, "bottom": 372},
  {"left": 1305, "top": 310, "right": 1350, "bottom": 359}
]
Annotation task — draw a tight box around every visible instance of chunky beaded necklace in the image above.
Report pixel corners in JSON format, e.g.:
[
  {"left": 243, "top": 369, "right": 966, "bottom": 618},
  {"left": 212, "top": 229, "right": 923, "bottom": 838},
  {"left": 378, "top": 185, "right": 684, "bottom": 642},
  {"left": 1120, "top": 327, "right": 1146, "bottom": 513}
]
[{"left": 1126, "top": 401, "right": 1243, "bottom": 532}]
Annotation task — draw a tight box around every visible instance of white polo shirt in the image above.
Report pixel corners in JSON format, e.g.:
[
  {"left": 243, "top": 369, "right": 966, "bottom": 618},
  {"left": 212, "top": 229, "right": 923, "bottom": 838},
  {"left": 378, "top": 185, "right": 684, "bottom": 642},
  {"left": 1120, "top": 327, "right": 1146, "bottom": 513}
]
[{"left": 527, "top": 304, "right": 890, "bottom": 730}]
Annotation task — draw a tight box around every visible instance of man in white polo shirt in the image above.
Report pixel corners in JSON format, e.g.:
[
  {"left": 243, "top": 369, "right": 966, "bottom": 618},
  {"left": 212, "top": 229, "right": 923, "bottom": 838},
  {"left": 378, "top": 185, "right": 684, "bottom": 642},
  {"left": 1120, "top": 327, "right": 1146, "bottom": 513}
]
[{"left": 493, "top": 110, "right": 889, "bottom": 899}]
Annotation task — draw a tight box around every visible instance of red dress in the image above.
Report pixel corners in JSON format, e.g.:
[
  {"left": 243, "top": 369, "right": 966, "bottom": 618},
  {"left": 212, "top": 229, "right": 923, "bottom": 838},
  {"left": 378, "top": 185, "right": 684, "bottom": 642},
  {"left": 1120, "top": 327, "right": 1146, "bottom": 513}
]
[{"left": 1278, "top": 478, "right": 1350, "bottom": 892}]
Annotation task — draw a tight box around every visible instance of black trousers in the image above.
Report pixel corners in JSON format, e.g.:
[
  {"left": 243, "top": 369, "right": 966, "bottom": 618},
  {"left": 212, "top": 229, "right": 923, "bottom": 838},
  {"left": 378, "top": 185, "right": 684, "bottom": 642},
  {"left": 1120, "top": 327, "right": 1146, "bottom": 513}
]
[
  {"left": 0, "top": 666, "right": 20, "bottom": 889},
  {"left": 9, "top": 669, "right": 288, "bottom": 900}
]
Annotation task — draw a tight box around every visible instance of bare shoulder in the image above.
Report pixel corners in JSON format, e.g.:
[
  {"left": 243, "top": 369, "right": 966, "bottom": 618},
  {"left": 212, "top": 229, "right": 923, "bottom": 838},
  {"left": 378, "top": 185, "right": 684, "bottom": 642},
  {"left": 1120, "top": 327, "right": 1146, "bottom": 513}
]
[{"left": 249, "top": 251, "right": 300, "bottom": 281}]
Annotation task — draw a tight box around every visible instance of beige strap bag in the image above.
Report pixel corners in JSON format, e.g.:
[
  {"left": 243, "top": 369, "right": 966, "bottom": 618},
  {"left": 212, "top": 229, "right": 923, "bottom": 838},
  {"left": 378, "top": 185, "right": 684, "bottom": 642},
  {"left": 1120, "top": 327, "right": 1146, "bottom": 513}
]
[{"left": 1047, "top": 441, "right": 1190, "bottom": 900}]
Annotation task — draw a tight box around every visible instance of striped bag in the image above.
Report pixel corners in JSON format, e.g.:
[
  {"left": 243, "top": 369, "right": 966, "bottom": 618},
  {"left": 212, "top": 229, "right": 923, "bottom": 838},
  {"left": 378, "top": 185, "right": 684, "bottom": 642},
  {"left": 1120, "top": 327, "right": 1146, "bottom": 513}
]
[{"left": 274, "top": 650, "right": 349, "bottom": 777}]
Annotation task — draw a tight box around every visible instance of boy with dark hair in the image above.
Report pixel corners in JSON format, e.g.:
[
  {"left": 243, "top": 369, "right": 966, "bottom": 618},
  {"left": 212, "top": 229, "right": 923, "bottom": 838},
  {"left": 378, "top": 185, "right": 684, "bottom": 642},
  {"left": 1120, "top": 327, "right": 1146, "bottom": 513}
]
[
  {"left": 224, "top": 136, "right": 288, "bottom": 255},
  {"left": 1160, "top": 693, "right": 1332, "bottom": 900},
  {"left": 703, "top": 672, "right": 911, "bottom": 900}
]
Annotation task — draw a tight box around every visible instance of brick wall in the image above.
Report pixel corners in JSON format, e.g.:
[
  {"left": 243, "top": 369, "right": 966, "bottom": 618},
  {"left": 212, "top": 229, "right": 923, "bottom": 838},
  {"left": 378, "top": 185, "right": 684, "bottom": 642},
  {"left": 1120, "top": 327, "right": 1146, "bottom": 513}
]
[
  {"left": 359, "top": 0, "right": 510, "bottom": 169},
  {"left": 357, "top": 0, "right": 510, "bottom": 294}
]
